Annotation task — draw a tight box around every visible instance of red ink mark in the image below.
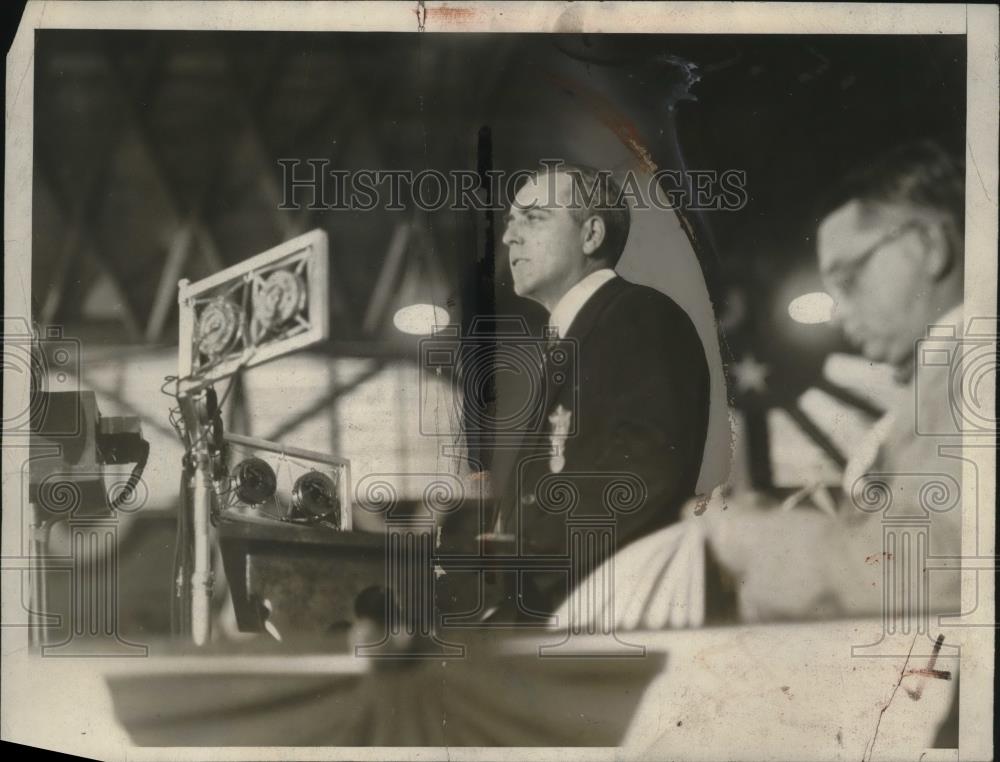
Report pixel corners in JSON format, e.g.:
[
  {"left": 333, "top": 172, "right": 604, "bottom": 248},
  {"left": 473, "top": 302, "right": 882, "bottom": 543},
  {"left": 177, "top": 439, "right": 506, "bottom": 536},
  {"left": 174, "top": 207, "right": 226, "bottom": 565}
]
[
  {"left": 904, "top": 635, "right": 951, "bottom": 700},
  {"left": 904, "top": 668, "right": 952, "bottom": 680},
  {"left": 427, "top": 5, "right": 478, "bottom": 23},
  {"left": 865, "top": 552, "right": 894, "bottom": 565},
  {"left": 542, "top": 74, "right": 658, "bottom": 175}
]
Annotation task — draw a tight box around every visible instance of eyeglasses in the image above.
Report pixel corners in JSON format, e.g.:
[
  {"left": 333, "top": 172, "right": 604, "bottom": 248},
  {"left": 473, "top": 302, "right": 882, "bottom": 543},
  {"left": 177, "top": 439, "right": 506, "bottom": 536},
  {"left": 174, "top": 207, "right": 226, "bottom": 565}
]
[{"left": 822, "top": 220, "right": 924, "bottom": 297}]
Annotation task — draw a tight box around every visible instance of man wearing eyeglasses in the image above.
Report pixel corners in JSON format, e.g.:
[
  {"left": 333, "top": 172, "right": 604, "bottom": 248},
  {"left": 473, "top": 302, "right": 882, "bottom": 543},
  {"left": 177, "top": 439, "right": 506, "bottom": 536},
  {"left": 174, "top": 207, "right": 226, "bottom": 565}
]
[
  {"left": 707, "top": 140, "right": 967, "bottom": 621},
  {"left": 818, "top": 147, "right": 965, "bottom": 383}
]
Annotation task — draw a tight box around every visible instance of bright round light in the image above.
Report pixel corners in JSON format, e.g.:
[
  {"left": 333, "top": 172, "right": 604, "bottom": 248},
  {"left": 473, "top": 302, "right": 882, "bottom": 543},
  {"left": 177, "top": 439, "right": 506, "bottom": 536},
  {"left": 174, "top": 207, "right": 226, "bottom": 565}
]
[
  {"left": 788, "top": 292, "right": 834, "bottom": 324},
  {"left": 392, "top": 303, "right": 451, "bottom": 335}
]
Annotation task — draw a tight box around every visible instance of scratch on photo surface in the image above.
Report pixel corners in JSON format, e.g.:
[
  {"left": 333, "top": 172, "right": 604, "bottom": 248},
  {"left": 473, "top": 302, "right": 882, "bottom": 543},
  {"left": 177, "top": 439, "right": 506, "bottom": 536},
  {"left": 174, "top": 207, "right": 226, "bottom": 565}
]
[
  {"left": 968, "top": 143, "right": 992, "bottom": 203},
  {"left": 861, "top": 631, "right": 918, "bottom": 762}
]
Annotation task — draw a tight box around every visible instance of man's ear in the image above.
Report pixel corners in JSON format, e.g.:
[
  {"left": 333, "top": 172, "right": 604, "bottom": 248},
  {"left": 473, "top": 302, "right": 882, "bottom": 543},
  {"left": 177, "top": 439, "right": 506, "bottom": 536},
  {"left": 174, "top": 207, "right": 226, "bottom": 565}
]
[
  {"left": 580, "top": 215, "right": 606, "bottom": 256},
  {"left": 919, "top": 221, "right": 953, "bottom": 279}
]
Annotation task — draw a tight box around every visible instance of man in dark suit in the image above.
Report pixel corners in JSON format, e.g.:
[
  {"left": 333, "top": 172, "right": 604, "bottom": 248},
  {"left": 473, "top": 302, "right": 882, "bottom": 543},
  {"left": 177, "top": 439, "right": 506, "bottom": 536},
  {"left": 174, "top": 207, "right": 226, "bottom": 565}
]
[{"left": 486, "top": 164, "right": 710, "bottom": 619}]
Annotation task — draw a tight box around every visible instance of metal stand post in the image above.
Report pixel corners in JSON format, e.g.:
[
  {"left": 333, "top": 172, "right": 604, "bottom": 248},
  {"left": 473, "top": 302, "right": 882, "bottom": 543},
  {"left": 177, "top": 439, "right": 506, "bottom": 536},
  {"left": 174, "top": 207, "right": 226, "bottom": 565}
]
[
  {"left": 190, "top": 453, "right": 215, "bottom": 646},
  {"left": 27, "top": 517, "right": 56, "bottom": 649}
]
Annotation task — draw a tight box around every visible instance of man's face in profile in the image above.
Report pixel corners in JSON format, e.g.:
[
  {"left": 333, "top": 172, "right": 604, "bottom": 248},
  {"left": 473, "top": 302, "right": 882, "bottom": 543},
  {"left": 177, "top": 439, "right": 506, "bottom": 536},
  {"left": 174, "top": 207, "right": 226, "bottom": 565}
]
[
  {"left": 502, "top": 172, "right": 586, "bottom": 309},
  {"left": 818, "top": 199, "right": 939, "bottom": 369}
]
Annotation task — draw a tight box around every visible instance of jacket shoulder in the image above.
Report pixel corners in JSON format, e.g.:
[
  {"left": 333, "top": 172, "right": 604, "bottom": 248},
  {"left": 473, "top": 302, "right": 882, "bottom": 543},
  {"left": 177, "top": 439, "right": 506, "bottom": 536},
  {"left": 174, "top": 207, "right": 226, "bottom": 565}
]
[{"left": 604, "top": 279, "right": 696, "bottom": 330}]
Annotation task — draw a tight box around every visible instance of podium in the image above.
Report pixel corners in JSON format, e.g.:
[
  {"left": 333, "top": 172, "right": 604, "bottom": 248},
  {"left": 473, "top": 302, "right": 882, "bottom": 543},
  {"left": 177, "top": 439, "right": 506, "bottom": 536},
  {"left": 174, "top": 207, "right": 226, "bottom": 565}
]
[{"left": 218, "top": 512, "right": 390, "bottom": 637}]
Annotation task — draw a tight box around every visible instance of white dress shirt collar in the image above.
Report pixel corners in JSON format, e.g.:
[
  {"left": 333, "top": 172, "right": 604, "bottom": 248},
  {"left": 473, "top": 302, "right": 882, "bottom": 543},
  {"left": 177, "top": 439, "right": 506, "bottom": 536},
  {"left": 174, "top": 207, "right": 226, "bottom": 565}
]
[{"left": 547, "top": 268, "right": 618, "bottom": 339}]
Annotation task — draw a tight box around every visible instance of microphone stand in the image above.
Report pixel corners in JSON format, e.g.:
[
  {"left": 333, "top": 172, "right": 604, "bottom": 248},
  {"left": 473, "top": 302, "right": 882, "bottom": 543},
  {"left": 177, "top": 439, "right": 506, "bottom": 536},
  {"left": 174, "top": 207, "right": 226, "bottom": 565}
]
[{"left": 176, "top": 386, "right": 226, "bottom": 647}]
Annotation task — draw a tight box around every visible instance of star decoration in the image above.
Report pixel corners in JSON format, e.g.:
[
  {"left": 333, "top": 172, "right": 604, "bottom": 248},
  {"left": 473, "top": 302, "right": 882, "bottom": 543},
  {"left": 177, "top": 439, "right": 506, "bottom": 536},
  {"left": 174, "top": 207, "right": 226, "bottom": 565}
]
[{"left": 733, "top": 354, "right": 770, "bottom": 395}]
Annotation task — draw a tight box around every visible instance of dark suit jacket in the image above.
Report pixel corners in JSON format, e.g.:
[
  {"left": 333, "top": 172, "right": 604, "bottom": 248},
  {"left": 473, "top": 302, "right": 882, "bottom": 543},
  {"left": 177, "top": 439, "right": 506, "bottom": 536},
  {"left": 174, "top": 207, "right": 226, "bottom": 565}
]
[{"left": 489, "top": 275, "right": 711, "bottom": 616}]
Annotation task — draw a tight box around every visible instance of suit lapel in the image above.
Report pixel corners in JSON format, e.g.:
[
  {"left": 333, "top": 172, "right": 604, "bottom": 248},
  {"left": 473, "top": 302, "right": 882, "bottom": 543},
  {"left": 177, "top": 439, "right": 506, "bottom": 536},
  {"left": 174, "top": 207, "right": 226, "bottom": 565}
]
[
  {"left": 491, "top": 276, "right": 628, "bottom": 528},
  {"left": 542, "top": 276, "right": 626, "bottom": 412}
]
